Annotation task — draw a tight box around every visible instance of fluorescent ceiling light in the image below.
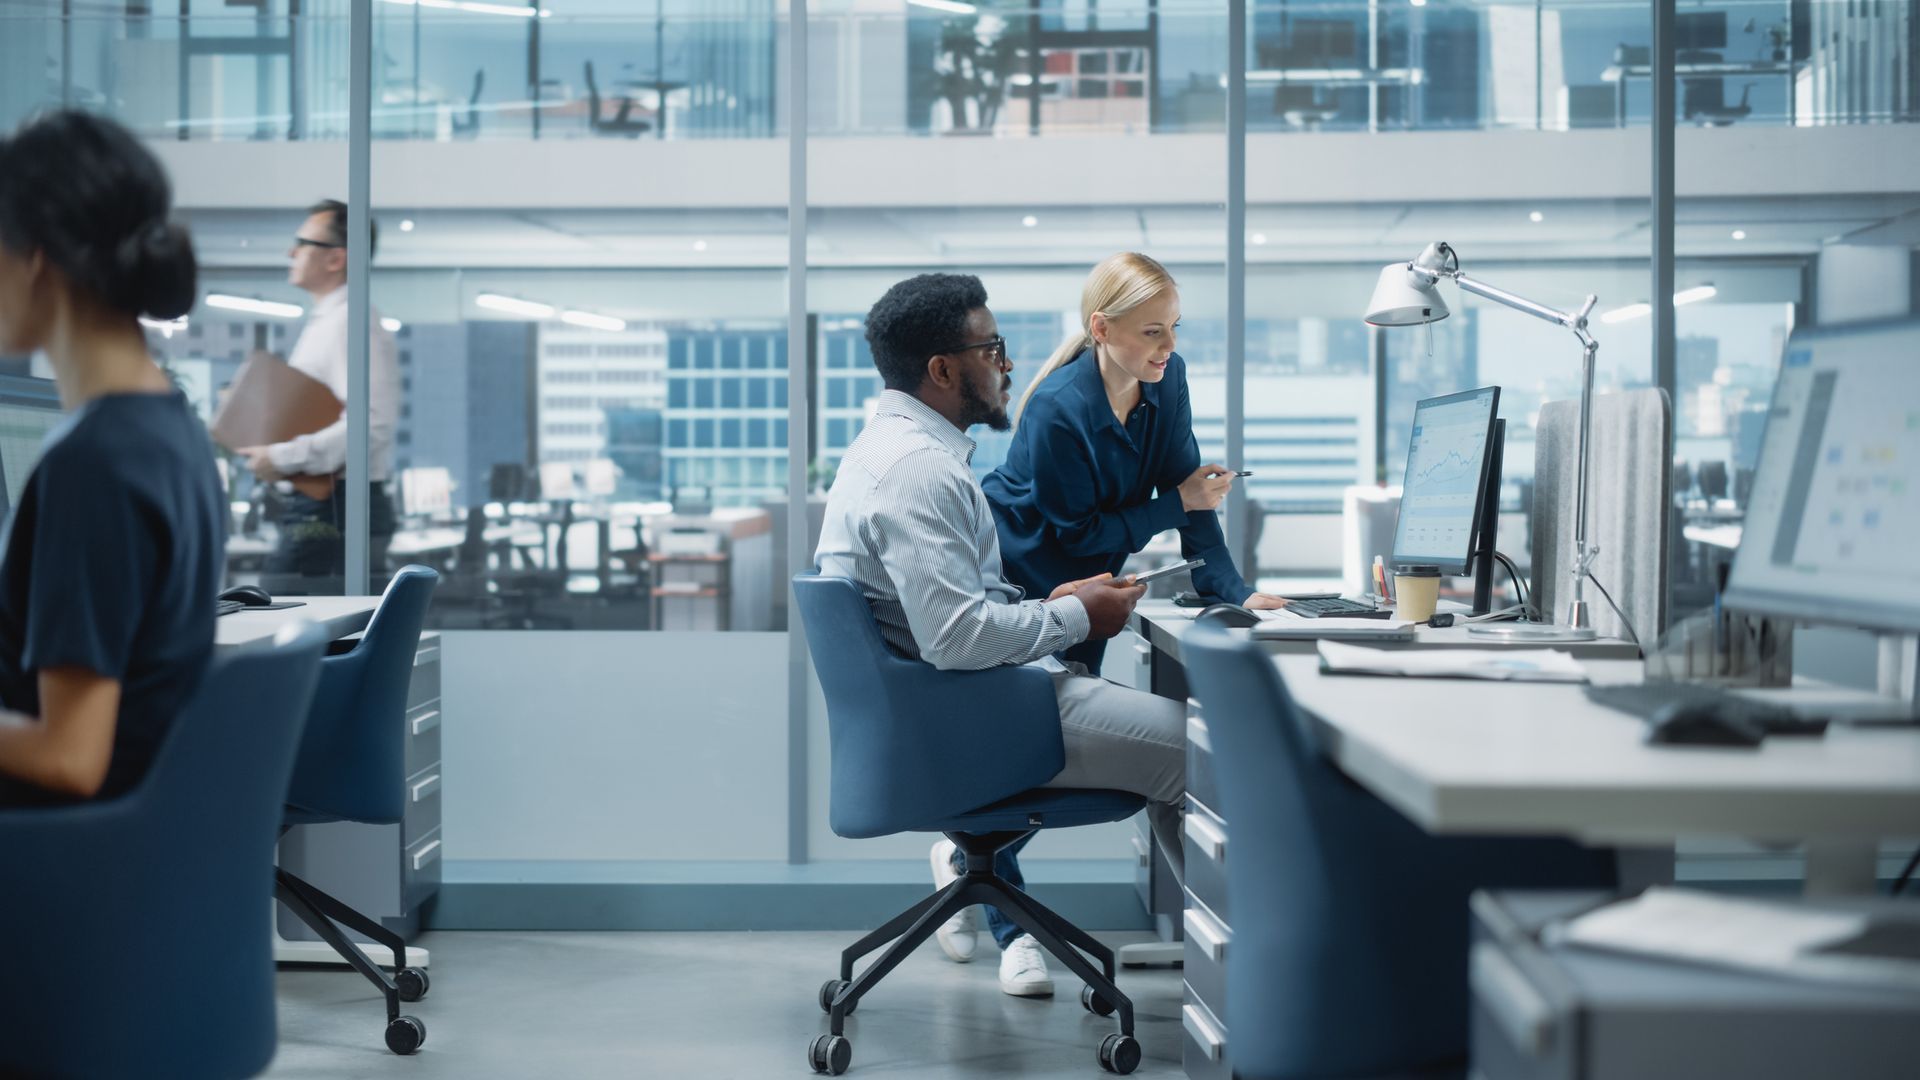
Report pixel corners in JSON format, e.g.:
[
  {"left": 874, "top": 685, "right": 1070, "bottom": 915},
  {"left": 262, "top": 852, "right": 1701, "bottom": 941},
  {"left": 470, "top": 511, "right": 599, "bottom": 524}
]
[
  {"left": 693, "top": 239, "right": 709, "bottom": 252},
  {"left": 140, "top": 316, "right": 188, "bottom": 338},
  {"left": 1021, "top": 215, "right": 1039, "bottom": 228},
  {"left": 206, "top": 294, "right": 304, "bottom": 319},
  {"left": 1251, "top": 233, "right": 1268, "bottom": 245},
  {"left": 561, "top": 310, "right": 627, "bottom": 332},
  {"left": 475, "top": 293, "right": 555, "bottom": 319},
  {"left": 1529, "top": 210, "right": 1545, "bottom": 223},
  {"left": 1410, "top": 0, "right": 1428, "bottom": 7},
  {"left": 1731, "top": 229, "right": 1747, "bottom": 240},
  {"left": 380, "top": 0, "right": 551, "bottom": 18},
  {"left": 381, "top": 317, "right": 404, "bottom": 332},
  {"left": 1673, "top": 285, "right": 1718, "bottom": 306},
  {"left": 1600, "top": 302, "right": 1652, "bottom": 324},
  {"left": 908, "top": 0, "right": 978, "bottom": 14},
  {"left": 399, "top": 219, "right": 415, "bottom": 233}
]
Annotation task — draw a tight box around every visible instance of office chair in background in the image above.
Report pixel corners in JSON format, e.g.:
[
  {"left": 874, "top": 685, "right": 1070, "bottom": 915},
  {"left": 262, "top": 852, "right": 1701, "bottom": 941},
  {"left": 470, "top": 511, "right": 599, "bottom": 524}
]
[
  {"left": 794, "top": 573, "right": 1148, "bottom": 1076},
  {"left": 451, "top": 69, "right": 485, "bottom": 139},
  {"left": 275, "top": 565, "right": 441, "bottom": 1055},
  {"left": 1179, "top": 624, "right": 1616, "bottom": 1079},
  {"left": 585, "top": 60, "right": 652, "bottom": 137},
  {"left": 0, "top": 623, "right": 330, "bottom": 1079}
]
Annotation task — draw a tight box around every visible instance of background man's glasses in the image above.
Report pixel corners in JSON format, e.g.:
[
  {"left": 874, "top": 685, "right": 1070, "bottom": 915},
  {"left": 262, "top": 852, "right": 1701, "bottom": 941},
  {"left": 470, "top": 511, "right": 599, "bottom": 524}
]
[{"left": 293, "top": 236, "right": 343, "bottom": 250}]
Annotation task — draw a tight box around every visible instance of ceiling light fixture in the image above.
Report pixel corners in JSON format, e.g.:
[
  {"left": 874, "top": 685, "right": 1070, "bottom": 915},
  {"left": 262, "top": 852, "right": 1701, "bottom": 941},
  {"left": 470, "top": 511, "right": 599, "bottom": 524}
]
[
  {"left": 381, "top": 317, "right": 404, "bottom": 332},
  {"left": 1599, "top": 302, "right": 1653, "bottom": 324},
  {"left": 1251, "top": 233, "right": 1268, "bottom": 245},
  {"left": 205, "top": 294, "right": 304, "bottom": 319},
  {"left": 1731, "top": 229, "right": 1747, "bottom": 240},
  {"left": 1021, "top": 215, "right": 1039, "bottom": 228},
  {"left": 399, "top": 219, "right": 415, "bottom": 233},
  {"left": 380, "top": 0, "right": 551, "bottom": 18},
  {"left": 561, "top": 310, "right": 627, "bottom": 332},
  {"left": 693, "top": 239, "right": 709, "bottom": 252},
  {"left": 475, "top": 293, "right": 556, "bottom": 319},
  {"left": 907, "top": 0, "right": 979, "bottom": 14},
  {"left": 1529, "top": 211, "right": 1545, "bottom": 223},
  {"left": 1673, "top": 284, "right": 1718, "bottom": 306}
]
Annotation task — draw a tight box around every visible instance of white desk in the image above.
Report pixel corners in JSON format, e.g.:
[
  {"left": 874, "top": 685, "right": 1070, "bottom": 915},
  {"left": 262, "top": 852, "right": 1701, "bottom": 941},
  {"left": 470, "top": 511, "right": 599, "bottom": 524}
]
[
  {"left": 1131, "top": 601, "right": 1641, "bottom": 661},
  {"left": 215, "top": 596, "right": 380, "bottom": 651},
  {"left": 1135, "top": 607, "right": 1920, "bottom": 895}
]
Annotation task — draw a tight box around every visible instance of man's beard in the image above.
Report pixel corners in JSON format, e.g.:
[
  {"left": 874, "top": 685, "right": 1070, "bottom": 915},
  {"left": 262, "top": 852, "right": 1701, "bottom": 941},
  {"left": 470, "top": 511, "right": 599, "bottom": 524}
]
[{"left": 958, "top": 369, "right": 1012, "bottom": 432}]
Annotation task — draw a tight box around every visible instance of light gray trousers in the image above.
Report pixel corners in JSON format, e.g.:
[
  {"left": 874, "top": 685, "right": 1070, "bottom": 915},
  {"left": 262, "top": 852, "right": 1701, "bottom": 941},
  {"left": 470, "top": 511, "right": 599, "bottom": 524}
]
[{"left": 1042, "top": 667, "right": 1187, "bottom": 884}]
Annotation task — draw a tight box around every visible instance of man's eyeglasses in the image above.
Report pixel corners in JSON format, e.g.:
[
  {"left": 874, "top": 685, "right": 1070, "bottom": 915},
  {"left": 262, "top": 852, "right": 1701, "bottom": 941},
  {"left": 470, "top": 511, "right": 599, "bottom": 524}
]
[
  {"left": 943, "top": 335, "right": 1008, "bottom": 365},
  {"left": 293, "top": 236, "right": 344, "bottom": 250}
]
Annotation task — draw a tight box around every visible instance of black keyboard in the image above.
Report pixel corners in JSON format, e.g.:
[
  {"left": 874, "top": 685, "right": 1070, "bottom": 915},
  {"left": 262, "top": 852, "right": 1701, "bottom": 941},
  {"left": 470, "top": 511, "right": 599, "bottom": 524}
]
[
  {"left": 1286, "top": 597, "right": 1395, "bottom": 620},
  {"left": 1585, "top": 683, "right": 1828, "bottom": 736},
  {"left": 216, "top": 599, "right": 246, "bottom": 617}
]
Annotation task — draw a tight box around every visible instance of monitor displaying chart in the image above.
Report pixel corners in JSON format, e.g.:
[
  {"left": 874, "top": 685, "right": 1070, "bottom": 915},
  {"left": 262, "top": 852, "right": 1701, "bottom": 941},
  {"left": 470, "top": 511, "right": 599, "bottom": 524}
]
[
  {"left": 1392, "top": 385, "right": 1500, "bottom": 574},
  {"left": 1726, "top": 318, "right": 1920, "bottom": 633},
  {"left": 0, "top": 376, "right": 65, "bottom": 525}
]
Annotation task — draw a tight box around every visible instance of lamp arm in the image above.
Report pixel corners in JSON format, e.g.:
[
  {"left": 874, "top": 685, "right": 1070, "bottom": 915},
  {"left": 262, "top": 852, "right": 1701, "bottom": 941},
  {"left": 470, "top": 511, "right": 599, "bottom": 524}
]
[{"left": 1448, "top": 272, "right": 1590, "bottom": 331}]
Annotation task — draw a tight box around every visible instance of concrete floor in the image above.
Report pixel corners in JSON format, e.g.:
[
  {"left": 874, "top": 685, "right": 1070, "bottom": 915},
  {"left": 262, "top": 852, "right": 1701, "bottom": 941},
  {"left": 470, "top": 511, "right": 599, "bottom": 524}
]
[{"left": 264, "top": 930, "right": 1188, "bottom": 1079}]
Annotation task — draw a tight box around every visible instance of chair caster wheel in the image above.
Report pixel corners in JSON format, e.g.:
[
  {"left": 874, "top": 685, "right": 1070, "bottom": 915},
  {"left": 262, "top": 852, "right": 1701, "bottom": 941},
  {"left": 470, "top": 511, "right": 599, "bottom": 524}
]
[
  {"left": 1081, "top": 984, "right": 1116, "bottom": 1017},
  {"left": 396, "top": 966, "right": 431, "bottom": 1002},
  {"left": 817, "top": 978, "right": 856, "bottom": 1015},
  {"left": 385, "top": 1015, "right": 426, "bottom": 1055},
  {"left": 808, "top": 1033, "right": 852, "bottom": 1075},
  {"left": 1098, "top": 1032, "right": 1140, "bottom": 1074}
]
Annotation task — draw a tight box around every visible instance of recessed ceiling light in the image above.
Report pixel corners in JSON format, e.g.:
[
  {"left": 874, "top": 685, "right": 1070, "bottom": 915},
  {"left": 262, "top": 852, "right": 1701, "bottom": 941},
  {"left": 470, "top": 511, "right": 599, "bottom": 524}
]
[
  {"left": 205, "top": 294, "right": 304, "bottom": 319},
  {"left": 475, "top": 293, "right": 555, "bottom": 319},
  {"left": 693, "top": 239, "right": 709, "bottom": 252},
  {"left": 1250, "top": 233, "right": 1268, "bottom": 245},
  {"left": 1021, "top": 215, "right": 1039, "bottom": 228},
  {"left": 1731, "top": 229, "right": 1747, "bottom": 240},
  {"left": 1529, "top": 211, "right": 1544, "bottom": 223},
  {"left": 381, "top": 317, "right": 403, "bottom": 332},
  {"left": 399, "top": 219, "right": 415, "bottom": 233}
]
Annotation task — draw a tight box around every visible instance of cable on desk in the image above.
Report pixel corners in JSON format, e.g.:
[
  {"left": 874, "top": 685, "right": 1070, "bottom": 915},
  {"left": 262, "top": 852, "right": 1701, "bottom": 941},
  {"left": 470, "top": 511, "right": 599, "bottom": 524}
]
[
  {"left": 1586, "top": 571, "right": 1641, "bottom": 647},
  {"left": 1893, "top": 845, "right": 1920, "bottom": 896},
  {"left": 1491, "top": 550, "right": 1533, "bottom": 620}
]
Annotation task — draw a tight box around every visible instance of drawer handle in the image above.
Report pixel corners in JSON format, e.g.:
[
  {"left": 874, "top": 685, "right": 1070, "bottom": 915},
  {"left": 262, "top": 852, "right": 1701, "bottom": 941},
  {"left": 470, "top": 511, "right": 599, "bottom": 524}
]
[
  {"left": 410, "top": 709, "right": 442, "bottom": 736},
  {"left": 411, "top": 774, "right": 441, "bottom": 802},
  {"left": 1184, "top": 905, "right": 1230, "bottom": 963},
  {"left": 1129, "top": 835, "right": 1150, "bottom": 869},
  {"left": 409, "top": 839, "right": 443, "bottom": 872},
  {"left": 1185, "top": 812, "right": 1227, "bottom": 862},
  {"left": 1182, "top": 1003, "right": 1227, "bottom": 1061}
]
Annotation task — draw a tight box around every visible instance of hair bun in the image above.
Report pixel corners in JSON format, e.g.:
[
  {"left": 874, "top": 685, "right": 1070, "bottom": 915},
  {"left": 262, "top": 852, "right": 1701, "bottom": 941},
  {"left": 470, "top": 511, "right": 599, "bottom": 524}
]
[{"left": 114, "top": 220, "right": 198, "bottom": 321}]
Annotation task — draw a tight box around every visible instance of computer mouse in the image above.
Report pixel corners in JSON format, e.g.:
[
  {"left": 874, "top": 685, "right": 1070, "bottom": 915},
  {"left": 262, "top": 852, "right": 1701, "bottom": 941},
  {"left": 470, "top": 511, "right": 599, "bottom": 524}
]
[
  {"left": 1644, "top": 700, "right": 1764, "bottom": 748},
  {"left": 218, "top": 584, "right": 275, "bottom": 608},
  {"left": 1196, "top": 603, "right": 1261, "bottom": 628}
]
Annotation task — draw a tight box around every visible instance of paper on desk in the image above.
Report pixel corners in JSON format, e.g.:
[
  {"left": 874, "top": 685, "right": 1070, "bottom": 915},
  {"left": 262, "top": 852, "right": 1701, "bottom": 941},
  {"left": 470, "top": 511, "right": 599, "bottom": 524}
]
[
  {"left": 1315, "top": 640, "right": 1588, "bottom": 681},
  {"left": 1550, "top": 886, "right": 1920, "bottom": 992}
]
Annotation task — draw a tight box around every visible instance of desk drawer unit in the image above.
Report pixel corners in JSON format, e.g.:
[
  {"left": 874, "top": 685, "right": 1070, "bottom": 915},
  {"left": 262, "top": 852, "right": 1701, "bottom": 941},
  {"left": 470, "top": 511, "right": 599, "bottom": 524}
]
[
  {"left": 277, "top": 632, "right": 445, "bottom": 943},
  {"left": 1183, "top": 705, "right": 1233, "bottom": 1080}
]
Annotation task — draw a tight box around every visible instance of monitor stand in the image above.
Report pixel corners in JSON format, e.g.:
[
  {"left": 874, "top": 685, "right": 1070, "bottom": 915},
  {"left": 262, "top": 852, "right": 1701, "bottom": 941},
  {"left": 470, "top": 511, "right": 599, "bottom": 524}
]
[{"left": 1467, "top": 419, "right": 1504, "bottom": 616}]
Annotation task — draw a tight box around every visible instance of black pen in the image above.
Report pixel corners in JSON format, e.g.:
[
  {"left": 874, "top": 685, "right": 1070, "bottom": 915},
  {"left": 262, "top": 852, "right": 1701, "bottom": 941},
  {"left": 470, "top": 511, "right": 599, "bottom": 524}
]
[{"left": 1210, "top": 470, "right": 1254, "bottom": 478}]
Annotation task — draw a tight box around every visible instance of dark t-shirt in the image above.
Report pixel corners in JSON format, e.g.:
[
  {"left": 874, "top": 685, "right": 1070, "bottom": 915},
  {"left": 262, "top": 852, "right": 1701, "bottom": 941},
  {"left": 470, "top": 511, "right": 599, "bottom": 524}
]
[{"left": 0, "top": 391, "right": 225, "bottom": 803}]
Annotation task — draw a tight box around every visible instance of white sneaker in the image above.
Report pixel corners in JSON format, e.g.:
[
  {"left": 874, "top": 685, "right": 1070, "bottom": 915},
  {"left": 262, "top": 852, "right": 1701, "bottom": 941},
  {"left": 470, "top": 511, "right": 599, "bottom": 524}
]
[
  {"left": 998, "top": 934, "right": 1055, "bottom": 997},
  {"left": 929, "top": 839, "right": 976, "bottom": 963}
]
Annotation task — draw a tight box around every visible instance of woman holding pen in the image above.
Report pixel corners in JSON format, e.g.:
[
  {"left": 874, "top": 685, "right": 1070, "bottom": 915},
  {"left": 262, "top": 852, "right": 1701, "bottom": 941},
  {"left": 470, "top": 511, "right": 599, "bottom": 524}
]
[{"left": 982, "top": 251, "right": 1288, "bottom": 674}]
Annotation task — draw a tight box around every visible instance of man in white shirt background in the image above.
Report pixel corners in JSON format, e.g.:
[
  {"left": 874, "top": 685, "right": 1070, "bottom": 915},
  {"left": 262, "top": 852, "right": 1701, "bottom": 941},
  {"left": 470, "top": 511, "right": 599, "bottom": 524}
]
[{"left": 238, "top": 199, "right": 401, "bottom": 592}]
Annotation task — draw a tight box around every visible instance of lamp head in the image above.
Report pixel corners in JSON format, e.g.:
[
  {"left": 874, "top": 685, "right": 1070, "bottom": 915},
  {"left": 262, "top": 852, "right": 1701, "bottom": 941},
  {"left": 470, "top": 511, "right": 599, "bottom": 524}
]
[{"left": 1365, "top": 261, "right": 1450, "bottom": 326}]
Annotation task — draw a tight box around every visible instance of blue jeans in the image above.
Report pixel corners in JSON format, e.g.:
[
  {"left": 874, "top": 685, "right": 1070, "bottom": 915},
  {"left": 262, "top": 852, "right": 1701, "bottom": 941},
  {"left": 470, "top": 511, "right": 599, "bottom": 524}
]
[{"left": 956, "top": 832, "right": 1036, "bottom": 950}]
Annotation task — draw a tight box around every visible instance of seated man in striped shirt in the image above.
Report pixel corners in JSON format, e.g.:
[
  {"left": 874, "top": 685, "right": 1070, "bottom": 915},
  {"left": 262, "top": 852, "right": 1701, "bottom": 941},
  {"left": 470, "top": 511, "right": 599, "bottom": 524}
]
[{"left": 814, "top": 273, "right": 1185, "bottom": 999}]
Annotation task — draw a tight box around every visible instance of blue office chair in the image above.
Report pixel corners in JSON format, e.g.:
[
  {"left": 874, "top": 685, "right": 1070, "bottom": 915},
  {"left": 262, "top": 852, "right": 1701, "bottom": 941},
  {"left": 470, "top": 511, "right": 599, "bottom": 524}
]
[
  {"left": 794, "top": 573, "right": 1148, "bottom": 1076},
  {"left": 1179, "top": 625, "right": 1617, "bottom": 1079},
  {"left": 0, "top": 622, "right": 329, "bottom": 1080},
  {"left": 275, "top": 564, "right": 440, "bottom": 1056}
]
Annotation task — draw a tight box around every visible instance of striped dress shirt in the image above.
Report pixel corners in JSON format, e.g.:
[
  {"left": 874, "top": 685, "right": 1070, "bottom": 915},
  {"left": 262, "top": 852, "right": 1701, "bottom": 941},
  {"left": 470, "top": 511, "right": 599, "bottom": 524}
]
[{"left": 815, "top": 390, "right": 1090, "bottom": 671}]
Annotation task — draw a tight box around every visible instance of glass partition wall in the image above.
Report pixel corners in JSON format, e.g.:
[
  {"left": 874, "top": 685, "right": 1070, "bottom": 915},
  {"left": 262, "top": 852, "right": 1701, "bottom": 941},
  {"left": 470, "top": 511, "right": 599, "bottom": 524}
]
[{"left": 1, "top": 0, "right": 1913, "bottom": 871}]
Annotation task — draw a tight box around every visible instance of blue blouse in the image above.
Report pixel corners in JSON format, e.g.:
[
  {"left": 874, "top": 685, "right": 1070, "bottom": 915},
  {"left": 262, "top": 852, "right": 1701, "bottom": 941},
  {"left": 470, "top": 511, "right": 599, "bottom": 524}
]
[{"left": 982, "top": 348, "right": 1252, "bottom": 608}]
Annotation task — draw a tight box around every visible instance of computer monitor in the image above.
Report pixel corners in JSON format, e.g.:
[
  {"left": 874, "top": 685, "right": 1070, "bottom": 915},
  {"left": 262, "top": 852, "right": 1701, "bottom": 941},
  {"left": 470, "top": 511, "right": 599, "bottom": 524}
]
[
  {"left": 1392, "top": 386, "right": 1503, "bottom": 611},
  {"left": 400, "top": 466, "right": 453, "bottom": 518},
  {"left": 0, "top": 375, "right": 66, "bottom": 525},
  {"left": 538, "top": 462, "right": 577, "bottom": 501},
  {"left": 1674, "top": 11, "right": 1728, "bottom": 51},
  {"left": 1723, "top": 318, "right": 1920, "bottom": 634},
  {"left": 583, "top": 458, "right": 617, "bottom": 497}
]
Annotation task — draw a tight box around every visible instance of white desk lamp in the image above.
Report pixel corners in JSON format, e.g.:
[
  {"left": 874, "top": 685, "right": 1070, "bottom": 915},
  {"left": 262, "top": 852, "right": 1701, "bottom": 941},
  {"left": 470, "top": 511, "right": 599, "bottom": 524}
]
[{"left": 1365, "top": 241, "right": 1599, "bottom": 642}]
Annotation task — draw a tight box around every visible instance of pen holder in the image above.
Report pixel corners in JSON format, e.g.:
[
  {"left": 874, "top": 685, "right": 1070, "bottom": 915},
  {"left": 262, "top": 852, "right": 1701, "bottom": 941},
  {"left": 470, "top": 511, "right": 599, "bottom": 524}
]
[{"left": 1644, "top": 609, "right": 1794, "bottom": 686}]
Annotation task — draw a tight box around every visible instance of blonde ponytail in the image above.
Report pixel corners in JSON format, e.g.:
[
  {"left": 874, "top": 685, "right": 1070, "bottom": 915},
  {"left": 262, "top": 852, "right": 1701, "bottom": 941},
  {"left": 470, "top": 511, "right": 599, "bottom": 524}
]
[{"left": 1015, "top": 251, "right": 1178, "bottom": 423}]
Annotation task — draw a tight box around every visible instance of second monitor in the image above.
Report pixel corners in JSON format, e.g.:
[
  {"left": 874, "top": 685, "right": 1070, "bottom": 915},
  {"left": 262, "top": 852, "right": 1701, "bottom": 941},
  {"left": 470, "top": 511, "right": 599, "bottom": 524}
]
[{"left": 1393, "top": 385, "right": 1504, "bottom": 615}]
